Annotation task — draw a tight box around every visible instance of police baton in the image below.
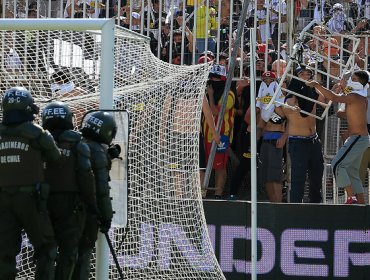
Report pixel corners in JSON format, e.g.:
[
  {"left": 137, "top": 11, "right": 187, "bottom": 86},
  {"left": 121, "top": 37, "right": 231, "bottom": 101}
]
[{"left": 104, "top": 232, "right": 124, "bottom": 280}]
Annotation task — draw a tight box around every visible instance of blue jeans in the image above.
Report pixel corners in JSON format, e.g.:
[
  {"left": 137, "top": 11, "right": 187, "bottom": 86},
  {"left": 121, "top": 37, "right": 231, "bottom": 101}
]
[
  {"left": 195, "top": 38, "right": 216, "bottom": 60},
  {"left": 288, "top": 137, "right": 324, "bottom": 203}
]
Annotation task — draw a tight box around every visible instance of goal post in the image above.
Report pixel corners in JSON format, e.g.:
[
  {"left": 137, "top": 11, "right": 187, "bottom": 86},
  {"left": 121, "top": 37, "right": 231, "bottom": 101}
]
[
  {"left": 0, "top": 18, "right": 115, "bottom": 278},
  {"left": 0, "top": 19, "right": 226, "bottom": 280}
]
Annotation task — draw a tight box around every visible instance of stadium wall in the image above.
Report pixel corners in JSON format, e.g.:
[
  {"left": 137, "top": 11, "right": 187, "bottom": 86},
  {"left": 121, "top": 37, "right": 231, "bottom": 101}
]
[{"left": 203, "top": 200, "right": 370, "bottom": 280}]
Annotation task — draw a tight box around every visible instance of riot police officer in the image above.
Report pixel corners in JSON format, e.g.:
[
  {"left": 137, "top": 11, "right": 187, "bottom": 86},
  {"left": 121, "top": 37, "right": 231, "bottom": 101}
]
[
  {"left": 42, "top": 101, "right": 96, "bottom": 280},
  {"left": 73, "top": 111, "right": 118, "bottom": 280},
  {"left": 0, "top": 87, "right": 61, "bottom": 279}
]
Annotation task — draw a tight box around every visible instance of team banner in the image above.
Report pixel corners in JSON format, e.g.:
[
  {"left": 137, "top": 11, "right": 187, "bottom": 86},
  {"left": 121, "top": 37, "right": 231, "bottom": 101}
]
[{"left": 203, "top": 200, "right": 370, "bottom": 280}]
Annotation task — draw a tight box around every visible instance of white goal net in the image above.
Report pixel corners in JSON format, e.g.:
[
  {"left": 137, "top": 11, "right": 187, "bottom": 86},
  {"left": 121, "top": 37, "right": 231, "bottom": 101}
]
[{"left": 0, "top": 19, "right": 225, "bottom": 280}]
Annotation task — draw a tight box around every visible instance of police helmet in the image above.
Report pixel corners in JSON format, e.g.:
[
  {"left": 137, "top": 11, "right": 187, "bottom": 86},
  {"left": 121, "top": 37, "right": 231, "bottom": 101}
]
[
  {"left": 42, "top": 101, "right": 74, "bottom": 130},
  {"left": 80, "top": 111, "right": 117, "bottom": 145},
  {"left": 1, "top": 87, "right": 39, "bottom": 125}
]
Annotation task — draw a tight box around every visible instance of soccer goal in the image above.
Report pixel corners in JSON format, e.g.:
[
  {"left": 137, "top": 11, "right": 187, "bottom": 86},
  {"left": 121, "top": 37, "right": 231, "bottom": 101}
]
[{"left": 0, "top": 19, "right": 225, "bottom": 280}]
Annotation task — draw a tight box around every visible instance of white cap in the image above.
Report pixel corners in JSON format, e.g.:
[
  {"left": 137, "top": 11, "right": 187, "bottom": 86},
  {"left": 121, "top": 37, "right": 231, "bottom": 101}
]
[{"left": 333, "top": 3, "right": 344, "bottom": 11}]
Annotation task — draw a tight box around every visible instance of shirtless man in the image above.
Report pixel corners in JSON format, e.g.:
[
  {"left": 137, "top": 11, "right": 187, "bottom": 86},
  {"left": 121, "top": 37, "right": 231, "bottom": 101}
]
[
  {"left": 319, "top": 38, "right": 342, "bottom": 83},
  {"left": 50, "top": 70, "right": 91, "bottom": 126},
  {"left": 283, "top": 66, "right": 325, "bottom": 203},
  {"left": 306, "top": 70, "right": 370, "bottom": 204},
  {"left": 160, "top": 79, "right": 220, "bottom": 198},
  {"left": 51, "top": 70, "right": 89, "bottom": 99}
]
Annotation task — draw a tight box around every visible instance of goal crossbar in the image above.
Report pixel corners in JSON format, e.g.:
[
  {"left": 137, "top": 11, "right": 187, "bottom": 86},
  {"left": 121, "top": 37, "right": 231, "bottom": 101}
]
[{"left": 0, "top": 18, "right": 113, "bottom": 31}]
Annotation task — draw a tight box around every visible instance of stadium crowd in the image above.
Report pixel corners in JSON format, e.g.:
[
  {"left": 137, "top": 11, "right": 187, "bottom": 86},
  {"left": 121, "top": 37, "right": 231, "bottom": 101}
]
[
  {"left": 1, "top": 0, "right": 370, "bottom": 204},
  {"left": 1, "top": 2, "right": 370, "bottom": 279}
]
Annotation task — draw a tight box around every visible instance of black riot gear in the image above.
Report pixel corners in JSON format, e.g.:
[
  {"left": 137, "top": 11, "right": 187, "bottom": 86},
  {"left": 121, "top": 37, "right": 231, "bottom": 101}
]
[
  {"left": 0, "top": 135, "right": 44, "bottom": 186},
  {"left": 42, "top": 101, "right": 74, "bottom": 131},
  {"left": 1, "top": 87, "right": 39, "bottom": 125},
  {"left": 0, "top": 116, "right": 61, "bottom": 279},
  {"left": 43, "top": 101, "right": 95, "bottom": 280},
  {"left": 81, "top": 111, "right": 117, "bottom": 145},
  {"left": 107, "top": 144, "right": 121, "bottom": 160}
]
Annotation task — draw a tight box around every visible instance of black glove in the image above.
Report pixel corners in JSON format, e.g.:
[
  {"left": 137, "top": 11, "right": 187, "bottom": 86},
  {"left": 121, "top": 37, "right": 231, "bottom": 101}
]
[
  {"left": 107, "top": 144, "right": 122, "bottom": 160},
  {"left": 269, "top": 112, "right": 285, "bottom": 124},
  {"left": 86, "top": 203, "right": 99, "bottom": 216},
  {"left": 99, "top": 218, "right": 112, "bottom": 233}
]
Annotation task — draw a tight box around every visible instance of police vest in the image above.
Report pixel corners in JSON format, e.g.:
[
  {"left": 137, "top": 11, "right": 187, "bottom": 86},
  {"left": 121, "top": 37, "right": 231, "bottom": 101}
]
[
  {"left": 0, "top": 135, "right": 44, "bottom": 187},
  {"left": 45, "top": 139, "right": 79, "bottom": 193}
]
